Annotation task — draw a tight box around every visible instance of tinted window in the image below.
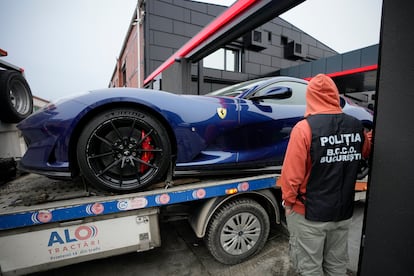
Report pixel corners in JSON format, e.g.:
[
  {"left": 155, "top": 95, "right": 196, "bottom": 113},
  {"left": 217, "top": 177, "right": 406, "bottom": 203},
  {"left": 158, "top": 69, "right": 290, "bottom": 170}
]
[
  {"left": 207, "top": 78, "right": 272, "bottom": 97},
  {"left": 251, "top": 81, "right": 307, "bottom": 105}
]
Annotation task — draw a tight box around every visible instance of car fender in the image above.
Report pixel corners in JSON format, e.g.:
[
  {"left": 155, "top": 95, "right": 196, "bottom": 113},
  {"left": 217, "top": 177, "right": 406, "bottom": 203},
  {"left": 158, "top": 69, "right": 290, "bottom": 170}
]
[{"left": 67, "top": 89, "right": 241, "bottom": 164}]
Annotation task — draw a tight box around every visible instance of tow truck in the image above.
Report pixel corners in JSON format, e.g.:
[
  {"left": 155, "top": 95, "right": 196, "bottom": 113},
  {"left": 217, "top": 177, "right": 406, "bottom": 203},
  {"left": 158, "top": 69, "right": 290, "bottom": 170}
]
[
  {"left": 0, "top": 48, "right": 367, "bottom": 274},
  {"left": 0, "top": 171, "right": 284, "bottom": 275},
  {"left": 0, "top": 168, "right": 368, "bottom": 275}
]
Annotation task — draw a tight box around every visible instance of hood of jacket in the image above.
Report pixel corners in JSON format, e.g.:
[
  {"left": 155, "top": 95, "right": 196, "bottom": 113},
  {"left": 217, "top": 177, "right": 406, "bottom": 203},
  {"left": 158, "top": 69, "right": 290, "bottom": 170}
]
[{"left": 305, "top": 74, "right": 342, "bottom": 117}]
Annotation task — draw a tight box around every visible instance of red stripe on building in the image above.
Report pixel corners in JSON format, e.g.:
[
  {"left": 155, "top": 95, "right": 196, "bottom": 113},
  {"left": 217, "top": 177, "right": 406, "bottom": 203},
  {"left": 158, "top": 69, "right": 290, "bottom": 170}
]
[
  {"left": 143, "top": 0, "right": 258, "bottom": 86},
  {"left": 304, "top": 64, "right": 378, "bottom": 80}
]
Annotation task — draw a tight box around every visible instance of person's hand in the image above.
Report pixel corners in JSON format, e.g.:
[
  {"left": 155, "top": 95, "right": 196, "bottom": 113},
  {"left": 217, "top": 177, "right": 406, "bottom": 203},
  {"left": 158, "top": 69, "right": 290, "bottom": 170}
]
[
  {"left": 285, "top": 206, "right": 293, "bottom": 215},
  {"left": 283, "top": 200, "right": 293, "bottom": 215},
  {"left": 365, "top": 129, "right": 373, "bottom": 141}
]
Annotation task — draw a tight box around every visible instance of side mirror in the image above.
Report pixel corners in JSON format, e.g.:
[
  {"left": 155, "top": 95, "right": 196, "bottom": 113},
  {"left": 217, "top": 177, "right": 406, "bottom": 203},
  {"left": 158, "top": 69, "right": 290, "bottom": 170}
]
[{"left": 250, "top": 87, "right": 292, "bottom": 101}]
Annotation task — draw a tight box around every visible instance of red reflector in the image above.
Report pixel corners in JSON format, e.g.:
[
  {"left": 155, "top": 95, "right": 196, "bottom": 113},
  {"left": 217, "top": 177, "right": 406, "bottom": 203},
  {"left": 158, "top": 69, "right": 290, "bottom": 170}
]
[{"left": 303, "top": 64, "right": 378, "bottom": 81}]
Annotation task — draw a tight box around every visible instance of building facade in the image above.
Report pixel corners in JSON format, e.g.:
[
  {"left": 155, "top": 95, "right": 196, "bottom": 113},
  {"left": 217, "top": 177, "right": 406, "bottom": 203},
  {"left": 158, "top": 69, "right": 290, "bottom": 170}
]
[
  {"left": 110, "top": 0, "right": 337, "bottom": 95},
  {"left": 33, "top": 95, "right": 49, "bottom": 112}
]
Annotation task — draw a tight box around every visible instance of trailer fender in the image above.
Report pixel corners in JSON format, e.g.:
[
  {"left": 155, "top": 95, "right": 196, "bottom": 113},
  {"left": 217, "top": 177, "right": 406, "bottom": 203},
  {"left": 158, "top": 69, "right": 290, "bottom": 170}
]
[{"left": 189, "top": 189, "right": 281, "bottom": 238}]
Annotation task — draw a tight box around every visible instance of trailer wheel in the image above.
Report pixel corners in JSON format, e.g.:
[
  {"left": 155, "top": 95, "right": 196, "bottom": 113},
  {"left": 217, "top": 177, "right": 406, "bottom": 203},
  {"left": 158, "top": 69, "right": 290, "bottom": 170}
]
[
  {"left": 0, "top": 158, "right": 16, "bottom": 183},
  {"left": 0, "top": 70, "right": 33, "bottom": 123},
  {"left": 205, "top": 198, "right": 270, "bottom": 264}
]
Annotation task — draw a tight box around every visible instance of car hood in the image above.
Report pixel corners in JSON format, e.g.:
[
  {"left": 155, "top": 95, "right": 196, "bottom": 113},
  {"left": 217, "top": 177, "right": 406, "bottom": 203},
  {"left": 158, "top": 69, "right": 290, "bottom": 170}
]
[{"left": 20, "top": 88, "right": 241, "bottom": 132}]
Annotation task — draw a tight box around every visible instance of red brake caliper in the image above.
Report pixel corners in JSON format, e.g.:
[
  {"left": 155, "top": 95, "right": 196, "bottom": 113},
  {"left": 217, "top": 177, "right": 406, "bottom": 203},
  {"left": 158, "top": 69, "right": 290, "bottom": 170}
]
[{"left": 140, "top": 130, "right": 154, "bottom": 173}]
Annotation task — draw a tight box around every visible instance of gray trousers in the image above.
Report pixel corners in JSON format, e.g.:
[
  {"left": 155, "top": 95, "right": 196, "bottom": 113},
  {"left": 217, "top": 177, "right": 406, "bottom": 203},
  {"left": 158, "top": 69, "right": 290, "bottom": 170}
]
[{"left": 286, "top": 211, "right": 352, "bottom": 276}]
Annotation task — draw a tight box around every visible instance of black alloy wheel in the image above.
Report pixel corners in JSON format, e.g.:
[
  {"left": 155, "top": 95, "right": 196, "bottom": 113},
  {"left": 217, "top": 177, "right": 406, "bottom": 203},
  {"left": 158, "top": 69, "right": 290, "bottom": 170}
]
[{"left": 77, "top": 108, "right": 171, "bottom": 193}]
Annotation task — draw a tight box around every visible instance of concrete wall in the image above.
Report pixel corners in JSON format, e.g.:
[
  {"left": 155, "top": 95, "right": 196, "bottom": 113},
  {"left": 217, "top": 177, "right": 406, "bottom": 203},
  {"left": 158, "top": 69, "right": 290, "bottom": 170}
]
[{"left": 280, "top": 44, "right": 379, "bottom": 79}]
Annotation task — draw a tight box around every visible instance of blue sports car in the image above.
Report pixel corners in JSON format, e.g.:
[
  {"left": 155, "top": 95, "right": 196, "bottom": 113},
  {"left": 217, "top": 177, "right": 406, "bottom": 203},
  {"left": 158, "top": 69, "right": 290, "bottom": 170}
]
[{"left": 17, "top": 77, "right": 373, "bottom": 193}]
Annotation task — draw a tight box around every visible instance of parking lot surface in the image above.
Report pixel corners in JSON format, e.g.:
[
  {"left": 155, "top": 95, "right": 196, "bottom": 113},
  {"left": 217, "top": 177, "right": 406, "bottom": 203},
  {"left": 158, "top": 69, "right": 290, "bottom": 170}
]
[{"left": 30, "top": 219, "right": 291, "bottom": 275}]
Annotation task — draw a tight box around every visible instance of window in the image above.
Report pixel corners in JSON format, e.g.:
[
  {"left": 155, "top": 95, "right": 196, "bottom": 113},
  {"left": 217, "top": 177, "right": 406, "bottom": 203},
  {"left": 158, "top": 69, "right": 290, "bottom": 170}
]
[
  {"left": 253, "top": 30, "right": 262, "bottom": 43},
  {"left": 281, "top": 36, "right": 288, "bottom": 46},
  {"left": 204, "top": 48, "right": 241, "bottom": 72},
  {"left": 121, "top": 63, "right": 127, "bottom": 87},
  {"left": 225, "top": 49, "right": 238, "bottom": 71},
  {"left": 252, "top": 81, "right": 307, "bottom": 105},
  {"left": 295, "top": 43, "right": 302, "bottom": 54},
  {"left": 207, "top": 78, "right": 271, "bottom": 97},
  {"left": 267, "top": 31, "right": 272, "bottom": 43}
]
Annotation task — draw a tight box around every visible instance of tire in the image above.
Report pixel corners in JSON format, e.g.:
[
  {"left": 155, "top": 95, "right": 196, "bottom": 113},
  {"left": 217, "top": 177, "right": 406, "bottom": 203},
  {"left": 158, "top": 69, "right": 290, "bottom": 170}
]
[
  {"left": 0, "top": 70, "right": 33, "bottom": 123},
  {"left": 0, "top": 158, "right": 16, "bottom": 183},
  {"left": 205, "top": 198, "right": 270, "bottom": 265},
  {"left": 77, "top": 108, "right": 172, "bottom": 193}
]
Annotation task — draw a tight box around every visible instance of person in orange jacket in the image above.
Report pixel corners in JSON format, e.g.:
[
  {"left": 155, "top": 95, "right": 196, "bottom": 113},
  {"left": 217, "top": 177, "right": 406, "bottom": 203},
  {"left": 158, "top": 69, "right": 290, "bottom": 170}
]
[{"left": 280, "top": 74, "right": 372, "bottom": 276}]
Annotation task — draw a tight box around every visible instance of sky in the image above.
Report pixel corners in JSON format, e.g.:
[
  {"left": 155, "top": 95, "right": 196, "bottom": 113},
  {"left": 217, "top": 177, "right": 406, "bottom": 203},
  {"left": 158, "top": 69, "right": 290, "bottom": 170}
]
[{"left": 0, "top": 0, "right": 382, "bottom": 101}]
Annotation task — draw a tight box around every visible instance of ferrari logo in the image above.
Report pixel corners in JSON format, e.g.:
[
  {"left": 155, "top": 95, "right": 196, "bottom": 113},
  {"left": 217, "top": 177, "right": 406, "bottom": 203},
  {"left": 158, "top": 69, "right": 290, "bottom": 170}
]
[{"left": 217, "top": 107, "right": 227, "bottom": 119}]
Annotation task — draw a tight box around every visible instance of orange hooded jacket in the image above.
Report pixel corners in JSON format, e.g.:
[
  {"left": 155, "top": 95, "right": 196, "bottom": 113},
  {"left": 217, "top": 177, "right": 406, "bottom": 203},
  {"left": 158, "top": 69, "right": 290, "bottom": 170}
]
[{"left": 279, "top": 74, "right": 372, "bottom": 215}]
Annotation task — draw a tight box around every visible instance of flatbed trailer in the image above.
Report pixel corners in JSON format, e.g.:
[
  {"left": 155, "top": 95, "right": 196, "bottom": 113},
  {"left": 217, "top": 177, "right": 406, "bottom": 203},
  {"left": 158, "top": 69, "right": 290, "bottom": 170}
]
[{"left": 0, "top": 173, "right": 282, "bottom": 275}]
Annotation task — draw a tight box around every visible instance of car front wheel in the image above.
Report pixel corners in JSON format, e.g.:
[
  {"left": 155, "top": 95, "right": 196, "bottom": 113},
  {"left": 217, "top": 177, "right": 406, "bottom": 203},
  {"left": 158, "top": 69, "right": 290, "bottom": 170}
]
[{"left": 77, "top": 108, "right": 171, "bottom": 193}]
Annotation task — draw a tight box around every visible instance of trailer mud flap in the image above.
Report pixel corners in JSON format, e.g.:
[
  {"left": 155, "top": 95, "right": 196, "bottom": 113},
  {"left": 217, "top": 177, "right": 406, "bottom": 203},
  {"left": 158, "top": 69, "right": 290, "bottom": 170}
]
[{"left": 0, "top": 208, "right": 160, "bottom": 275}]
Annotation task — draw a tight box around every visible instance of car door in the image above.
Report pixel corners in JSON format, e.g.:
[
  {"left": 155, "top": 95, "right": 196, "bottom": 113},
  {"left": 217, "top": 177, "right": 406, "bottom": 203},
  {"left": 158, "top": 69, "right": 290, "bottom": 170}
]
[
  {"left": 237, "top": 80, "right": 307, "bottom": 165},
  {"left": 174, "top": 94, "right": 241, "bottom": 167}
]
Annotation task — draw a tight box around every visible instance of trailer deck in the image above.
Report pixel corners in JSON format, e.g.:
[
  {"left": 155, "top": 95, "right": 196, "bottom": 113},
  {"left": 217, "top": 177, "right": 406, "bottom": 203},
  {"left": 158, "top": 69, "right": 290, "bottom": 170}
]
[{"left": 0, "top": 173, "right": 278, "bottom": 231}]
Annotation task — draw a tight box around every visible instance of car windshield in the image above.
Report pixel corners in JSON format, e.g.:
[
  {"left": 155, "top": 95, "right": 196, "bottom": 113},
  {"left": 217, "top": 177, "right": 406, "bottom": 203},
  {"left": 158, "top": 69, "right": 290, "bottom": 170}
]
[{"left": 207, "top": 78, "right": 273, "bottom": 97}]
